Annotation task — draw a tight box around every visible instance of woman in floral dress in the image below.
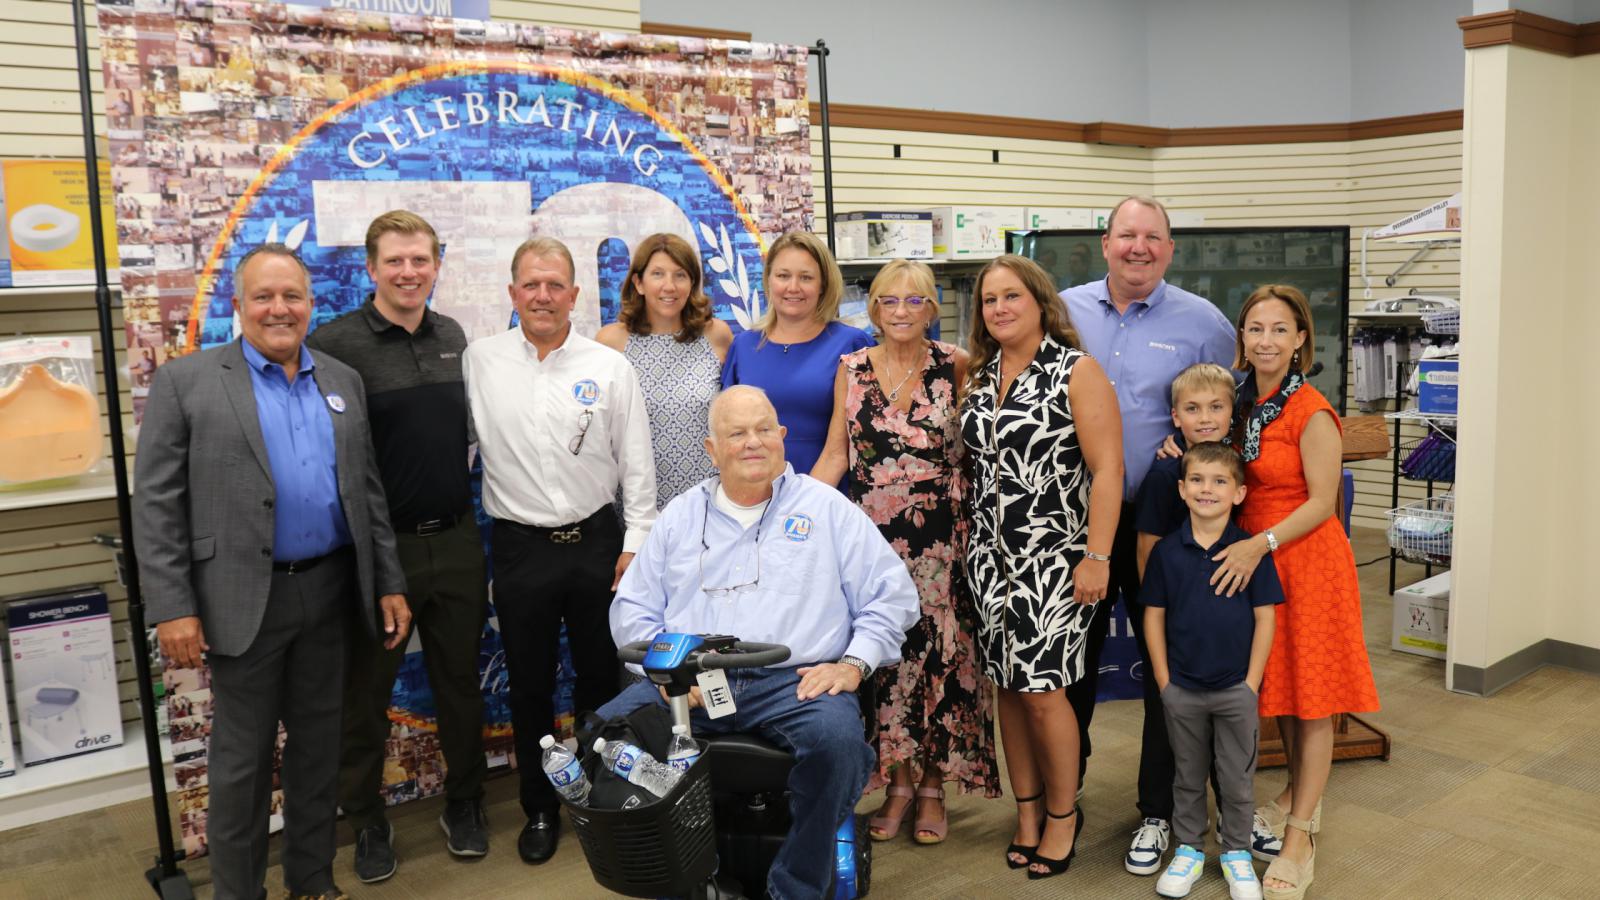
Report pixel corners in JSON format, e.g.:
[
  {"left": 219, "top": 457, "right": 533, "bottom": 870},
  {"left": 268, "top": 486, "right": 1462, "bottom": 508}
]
[{"left": 814, "top": 259, "right": 1000, "bottom": 847}]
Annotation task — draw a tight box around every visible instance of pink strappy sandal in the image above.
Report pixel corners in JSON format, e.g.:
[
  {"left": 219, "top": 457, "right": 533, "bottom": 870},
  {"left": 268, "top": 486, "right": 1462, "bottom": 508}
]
[
  {"left": 912, "top": 786, "right": 948, "bottom": 845},
  {"left": 869, "top": 785, "right": 915, "bottom": 841}
]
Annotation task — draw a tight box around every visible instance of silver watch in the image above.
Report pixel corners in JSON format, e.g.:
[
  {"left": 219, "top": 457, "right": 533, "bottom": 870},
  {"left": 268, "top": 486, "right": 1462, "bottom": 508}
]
[
  {"left": 839, "top": 655, "right": 872, "bottom": 678},
  {"left": 1263, "top": 529, "right": 1279, "bottom": 552}
]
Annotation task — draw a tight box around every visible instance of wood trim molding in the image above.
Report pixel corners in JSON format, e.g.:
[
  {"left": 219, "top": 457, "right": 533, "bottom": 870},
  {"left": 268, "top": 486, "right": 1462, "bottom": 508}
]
[
  {"left": 640, "top": 22, "right": 753, "bottom": 42},
  {"left": 1458, "top": 9, "right": 1600, "bottom": 56},
  {"left": 806, "top": 103, "right": 1463, "bottom": 148}
]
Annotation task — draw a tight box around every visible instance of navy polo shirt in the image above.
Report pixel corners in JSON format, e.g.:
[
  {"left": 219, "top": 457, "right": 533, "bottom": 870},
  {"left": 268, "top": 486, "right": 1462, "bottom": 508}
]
[
  {"left": 1134, "top": 434, "right": 1189, "bottom": 539},
  {"left": 1142, "top": 520, "right": 1284, "bottom": 691}
]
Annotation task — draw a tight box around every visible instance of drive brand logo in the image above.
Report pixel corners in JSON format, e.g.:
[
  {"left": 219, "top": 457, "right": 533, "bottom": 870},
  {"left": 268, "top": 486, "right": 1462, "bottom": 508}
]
[{"left": 75, "top": 733, "right": 115, "bottom": 749}]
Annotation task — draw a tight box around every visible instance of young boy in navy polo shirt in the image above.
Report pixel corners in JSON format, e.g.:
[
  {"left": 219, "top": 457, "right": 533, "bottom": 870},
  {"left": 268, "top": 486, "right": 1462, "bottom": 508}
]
[
  {"left": 1144, "top": 441, "right": 1284, "bottom": 900},
  {"left": 1124, "top": 363, "right": 1238, "bottom": 878}
]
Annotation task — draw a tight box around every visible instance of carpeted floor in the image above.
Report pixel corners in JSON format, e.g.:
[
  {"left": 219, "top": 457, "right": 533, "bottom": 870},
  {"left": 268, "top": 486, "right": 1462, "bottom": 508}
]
[{"left": 4, "top": 528, "right": 1597, "bottom": 899}]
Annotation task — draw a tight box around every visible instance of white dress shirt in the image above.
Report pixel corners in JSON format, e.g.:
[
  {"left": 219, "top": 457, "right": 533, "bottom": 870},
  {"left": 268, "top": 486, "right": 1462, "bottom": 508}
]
[{"left": 463, "top": 325, "right": 657, "bottom": 552}]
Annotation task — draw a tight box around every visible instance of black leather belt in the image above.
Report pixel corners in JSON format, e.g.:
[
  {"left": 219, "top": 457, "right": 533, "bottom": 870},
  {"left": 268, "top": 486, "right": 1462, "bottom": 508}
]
[
  {"left": 272, "top": 545, "right": 350, "bottom": 574},
  {"left": 500, "top": 506, "right": 611, "bottom": 544},
  {"left": 406, "top": 512, "right": 463, "bottom": 538}
]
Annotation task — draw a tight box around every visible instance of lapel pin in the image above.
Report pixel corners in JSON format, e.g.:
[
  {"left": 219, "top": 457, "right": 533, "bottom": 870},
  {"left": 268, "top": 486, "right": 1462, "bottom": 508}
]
[{"left": 327, "top": 393, "right": 346, "bottom": 413}]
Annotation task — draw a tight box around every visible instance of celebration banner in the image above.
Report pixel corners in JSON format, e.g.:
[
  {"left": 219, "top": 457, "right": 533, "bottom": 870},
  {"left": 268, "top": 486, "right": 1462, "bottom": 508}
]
[{"left": 101, "top": 0, "right": 812, "bottom": 858}]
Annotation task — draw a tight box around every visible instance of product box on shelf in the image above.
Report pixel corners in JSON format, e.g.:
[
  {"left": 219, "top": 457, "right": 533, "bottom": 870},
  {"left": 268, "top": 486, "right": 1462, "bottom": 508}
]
[
  {"left": 929, "top": 206, "right": 1021, "bottom": 259},
  {"left": 0, "top": 657, "right": 15, "bottom": 777},
  {"left": 6, "top": 586, "right": 124, "bottom": 766},
  {"left": 1392, "top": 571, "right": 1450, "bottom": 659},
  {"left": 833, "top": 210, "right": 932, "bottom": 261},
  {"left": 1417, "top": 359, "right": 1458, "bottom": 415},
  {"left": 1023, "top": 207, "right": 1095, "bottom": 230}
]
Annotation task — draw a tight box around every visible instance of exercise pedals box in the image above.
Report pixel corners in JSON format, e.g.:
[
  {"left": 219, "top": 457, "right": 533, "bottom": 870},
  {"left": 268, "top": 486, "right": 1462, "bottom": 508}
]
[
  {"left": 6, "top": 586, "right": 124, "bottom": 765},
  {"left": 834, "top": 210, "right": 933, "bottom": 261},
  {"left": 930, "top": 206, "right": 1022, "bottom": 259},
  {"left": 1392, "top": 571, "right": 1449, "bottom": 660}
]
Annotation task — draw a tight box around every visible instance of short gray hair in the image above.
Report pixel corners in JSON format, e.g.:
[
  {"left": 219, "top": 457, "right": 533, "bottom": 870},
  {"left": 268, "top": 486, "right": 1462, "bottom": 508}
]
[
  {"left": 707, "top": 385, "right": 773, "bottom": 435},
  {"left": 1105, "top": 196, "right": 1172, "bottom": 236},
  {"left": 235, "top": 243, "right": 309, "bottom": 297}
]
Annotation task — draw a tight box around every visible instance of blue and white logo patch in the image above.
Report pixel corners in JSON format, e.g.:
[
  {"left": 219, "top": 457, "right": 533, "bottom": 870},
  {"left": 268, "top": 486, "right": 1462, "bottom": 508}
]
[
  {"left": 572, "top": 379, "right": 600, "bottom": 406},
  {"left": 782, "top": 514, "right": 813, "bottom": 542}
]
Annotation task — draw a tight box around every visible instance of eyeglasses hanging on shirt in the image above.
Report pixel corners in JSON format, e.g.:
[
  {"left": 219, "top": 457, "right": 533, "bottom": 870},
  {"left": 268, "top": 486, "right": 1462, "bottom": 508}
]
[
  {"left": 568, "top": 409, "right": 593, "bottom": 455},
  {"left": 698, "top": 482, "right": 778, "bottom": 597}
]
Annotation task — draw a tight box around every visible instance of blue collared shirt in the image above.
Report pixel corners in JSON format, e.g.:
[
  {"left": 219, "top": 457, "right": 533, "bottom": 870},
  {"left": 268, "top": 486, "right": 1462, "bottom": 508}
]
[
  {"left": 610, "top": 465, "right": 920, "bottom": 670},
  {"left": 1060, "top": 278, "right": 1236, "bottom": 495},
  {"left": 240, "top": 340, "right": 352, "bottom": 561}
]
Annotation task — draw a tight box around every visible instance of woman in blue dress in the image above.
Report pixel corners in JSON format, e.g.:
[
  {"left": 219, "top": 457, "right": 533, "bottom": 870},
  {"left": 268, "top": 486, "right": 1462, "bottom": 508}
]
[{"left": 720, "top": 231, "right": 873, "bottom": 478}]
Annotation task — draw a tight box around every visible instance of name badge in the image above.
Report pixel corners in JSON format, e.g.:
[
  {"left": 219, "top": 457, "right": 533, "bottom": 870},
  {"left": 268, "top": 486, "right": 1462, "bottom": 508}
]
[{"left": 326, "top": 393, "right": 346, "bottom": 413}]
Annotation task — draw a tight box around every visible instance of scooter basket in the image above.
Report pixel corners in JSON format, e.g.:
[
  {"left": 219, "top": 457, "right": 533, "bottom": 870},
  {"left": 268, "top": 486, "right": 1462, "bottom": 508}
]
[{"left": 562, "top": 749, "right": 717, "bottom": 897}]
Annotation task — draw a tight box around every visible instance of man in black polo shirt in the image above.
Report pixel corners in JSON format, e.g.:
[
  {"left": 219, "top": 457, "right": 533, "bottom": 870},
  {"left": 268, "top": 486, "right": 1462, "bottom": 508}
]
[{"left": 306, "top": 210, "right": 489, "bottom": 883}]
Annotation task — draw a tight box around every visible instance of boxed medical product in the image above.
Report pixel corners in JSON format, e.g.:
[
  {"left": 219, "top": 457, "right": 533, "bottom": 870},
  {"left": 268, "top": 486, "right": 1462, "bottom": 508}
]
[
  {"left": 6, "top": 587, "right": 124, "bottom": 765},
  {"left": 1392, "top": 571, "right": 1450, "bottom": 659},
  {"left": 1417, "top": 359, "right": 1458, "bottom": 415},
  {"left": 929, "top": 206, "right": 1022, "bottom": 259},
  {"left": 1023, "top": 207, "right": 1095, "bottom": 230},
  {"left": 834, "top": 210, "right": 933, "bottom": 260}
]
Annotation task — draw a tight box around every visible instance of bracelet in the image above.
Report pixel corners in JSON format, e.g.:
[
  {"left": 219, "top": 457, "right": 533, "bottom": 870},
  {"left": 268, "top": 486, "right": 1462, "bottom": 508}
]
[
  {"left": 1263, "top": 530, "right": 1279, "bottom": 553},
  {"left": 1083, "top": 550, "right": 1111, "bottom": 562}
]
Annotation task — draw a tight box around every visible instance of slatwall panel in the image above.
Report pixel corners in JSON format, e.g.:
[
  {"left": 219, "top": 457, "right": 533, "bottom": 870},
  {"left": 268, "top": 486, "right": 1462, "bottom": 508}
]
[
  {"left": 0, "top": 0, "right": 642, "bottom": 734},
  {"left": 814, "top": 126, "right": 1463, "bottom": 529}
]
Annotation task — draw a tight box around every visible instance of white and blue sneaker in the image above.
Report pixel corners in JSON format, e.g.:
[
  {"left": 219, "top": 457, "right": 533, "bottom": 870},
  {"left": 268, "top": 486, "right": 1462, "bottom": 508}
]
[
  {"left": 1126, "top": 817, "right": 1171, "bottom": 875},
  {"left": 1156, "top": 844, "right": 1205, "bottom": 898},
  {"left": 1220, "top": 850, "right": 1263, "bottom": 900},
  {"left": 1250, "top": 810, "right": 1283, "bottom": 862}
]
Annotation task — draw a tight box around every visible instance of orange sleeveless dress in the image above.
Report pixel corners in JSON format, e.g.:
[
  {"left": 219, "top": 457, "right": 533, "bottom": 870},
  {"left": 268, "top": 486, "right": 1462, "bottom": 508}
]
[{"left": 1238, "top": 385, "right": 1380, "bottom": 720}]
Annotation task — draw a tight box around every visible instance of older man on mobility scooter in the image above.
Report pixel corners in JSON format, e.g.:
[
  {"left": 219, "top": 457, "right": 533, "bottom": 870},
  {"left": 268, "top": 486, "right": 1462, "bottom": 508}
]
[{"left": 596, "top": 386, "right": 920, "bottom": 899}]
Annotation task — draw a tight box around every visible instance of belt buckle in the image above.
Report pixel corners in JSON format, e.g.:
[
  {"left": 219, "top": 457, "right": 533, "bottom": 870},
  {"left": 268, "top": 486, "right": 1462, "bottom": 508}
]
[
  {"left": 282, "top": 558, "right": 306, "bottom": 574},
  {"left": 550, "top": 527, "right": 582, "bottom": 544},
  {"left": 415, "top": 518, "right": 445, "bottom": 538}
]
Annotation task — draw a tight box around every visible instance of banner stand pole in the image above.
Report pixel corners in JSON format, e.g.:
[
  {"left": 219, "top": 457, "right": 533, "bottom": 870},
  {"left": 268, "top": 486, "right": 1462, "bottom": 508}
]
[
  {"left": 812, "top": 39, "right": 836, "bottom": 253},
  {"left": 69, "top": 1, "right": 194, "bottom": 896}
]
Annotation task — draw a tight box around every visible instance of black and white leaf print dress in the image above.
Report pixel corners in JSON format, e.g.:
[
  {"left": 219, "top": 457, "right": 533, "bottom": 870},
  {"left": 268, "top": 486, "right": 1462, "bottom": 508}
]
[{"left": 961, "top": 335, "right": 1095, "bottom": 692}]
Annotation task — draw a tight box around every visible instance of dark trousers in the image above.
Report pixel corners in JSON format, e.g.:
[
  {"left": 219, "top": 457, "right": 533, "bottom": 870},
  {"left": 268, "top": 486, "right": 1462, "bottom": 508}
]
[
  {"left": 207, "top": 551, "right": 354, "bottom": 900},
  {"left": 1162, "top": 681, "right": 1259, "bottom": 851},
  {"left": 339, "top": 514, "right": 488, "bottom": 830},
  {"left": 1066, "top": 502, "right": 1178, "bottom": 819},
  {"left": 492, "top": 508, "right": 621, "bottom": 818}
]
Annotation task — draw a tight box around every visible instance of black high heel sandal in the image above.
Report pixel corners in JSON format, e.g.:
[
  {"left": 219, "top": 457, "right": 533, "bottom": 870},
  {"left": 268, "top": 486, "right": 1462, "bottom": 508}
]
[
  {"left": 1026, "top": 805, "right": 1084, "bottom": 880},
  {"left": 1004, "top": 791, "right": 1045, "bottom": 869}
]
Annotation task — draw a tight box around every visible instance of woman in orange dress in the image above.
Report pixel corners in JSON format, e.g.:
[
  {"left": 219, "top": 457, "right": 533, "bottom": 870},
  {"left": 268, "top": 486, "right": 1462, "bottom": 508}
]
[{"left": 1207, "top": 285, "right": 1379, "bottom": 900}]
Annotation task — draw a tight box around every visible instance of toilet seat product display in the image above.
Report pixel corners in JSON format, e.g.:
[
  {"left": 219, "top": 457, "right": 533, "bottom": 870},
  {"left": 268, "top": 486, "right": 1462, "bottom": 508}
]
[
  {"left": 0, "top": 336, "right": 104, "bottom": 487},
  {"left": 9, "top": 204, "right": 81, "bottom": 253},
  {"left": 5, "top": 587, "right": 124, "bottom": 766}
]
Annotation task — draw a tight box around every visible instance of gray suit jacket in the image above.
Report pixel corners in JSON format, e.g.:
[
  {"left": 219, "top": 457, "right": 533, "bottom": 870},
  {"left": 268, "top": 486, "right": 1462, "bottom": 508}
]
[{"left": 133, "top": 339, "right": 407, "bottom": 657}]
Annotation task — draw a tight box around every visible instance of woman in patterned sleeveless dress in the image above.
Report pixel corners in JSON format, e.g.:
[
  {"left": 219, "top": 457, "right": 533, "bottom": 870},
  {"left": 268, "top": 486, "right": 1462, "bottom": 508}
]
[
  {"left": 1206, "top": 285, "right": 1379, "bottom": 900},
  {"left": 960, "top": 255, "right": 1124, "bottom": 881},
  {"left": 813, "top": 260, "right": 1000, "bottom": 847},
  {"left": 597, "top": 233, "right": 733, "bottom": 508}
]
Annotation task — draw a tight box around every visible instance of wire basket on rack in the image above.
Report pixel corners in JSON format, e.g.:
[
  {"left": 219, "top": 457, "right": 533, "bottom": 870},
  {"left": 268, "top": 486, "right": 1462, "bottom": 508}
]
[
  {"left": 1387, "top": 494, "right": 1453, "bottom": 565},
  {"left": 1421, "top": 308, "right": 1460, "bottom": 334}
]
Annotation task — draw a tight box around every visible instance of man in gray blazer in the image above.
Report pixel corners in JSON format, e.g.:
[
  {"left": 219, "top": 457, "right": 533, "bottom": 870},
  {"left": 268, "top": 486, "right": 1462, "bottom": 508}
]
[{"left": 134, "top": 243, "right": 410, "bottom": 900}]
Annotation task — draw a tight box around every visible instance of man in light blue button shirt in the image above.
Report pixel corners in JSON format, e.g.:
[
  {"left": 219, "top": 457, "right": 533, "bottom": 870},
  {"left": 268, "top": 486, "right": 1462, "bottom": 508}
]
[
  {"left": 1058, "top": 197, "right": 1235, "bottom": 873},
  {"left": 601, "top": 385, "right": 918, "bottom": 900}
]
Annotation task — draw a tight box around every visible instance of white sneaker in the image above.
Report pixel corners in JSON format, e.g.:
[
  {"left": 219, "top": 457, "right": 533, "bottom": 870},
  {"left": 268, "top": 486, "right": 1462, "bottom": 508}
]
[
  {"left": 1156, "top": 845, "right": 1205, "bottom": 898},
  {"left": 1249, "top": 809, "right": 1282, "bottom": 863},
  {"left": 1220, "top": 850, "right": 1262, "bottom": 900},
  {"left": 1125, "top": 817, "right": 1170, "bottom": 875}
]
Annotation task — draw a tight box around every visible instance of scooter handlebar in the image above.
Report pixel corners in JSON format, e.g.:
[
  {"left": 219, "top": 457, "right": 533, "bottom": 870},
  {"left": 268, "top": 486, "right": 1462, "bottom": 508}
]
[
  {"left": 613, "top": 638, "right": 791, "bottom": 669},
  {"left": 616, "top": 640, "right": 654, "bottom": 664}
]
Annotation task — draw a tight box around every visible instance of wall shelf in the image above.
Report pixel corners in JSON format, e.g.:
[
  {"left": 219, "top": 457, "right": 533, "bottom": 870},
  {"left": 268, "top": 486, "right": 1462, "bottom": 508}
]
[{"left": 0, "top": 473, "right": 119, "bottom": 513}]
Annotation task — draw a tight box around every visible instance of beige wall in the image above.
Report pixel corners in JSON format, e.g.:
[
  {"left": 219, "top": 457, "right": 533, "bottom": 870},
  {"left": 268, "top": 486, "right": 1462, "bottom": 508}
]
[{"left": 1451, "top": 43, "right": 1600, "bottom": 681}]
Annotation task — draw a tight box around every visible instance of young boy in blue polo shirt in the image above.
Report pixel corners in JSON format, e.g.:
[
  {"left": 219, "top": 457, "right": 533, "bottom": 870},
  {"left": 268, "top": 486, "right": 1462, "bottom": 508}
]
[
  {"left": 1125, "top": 363, "right": 1238, "bottom": 877},
  {"left": 1143, "top": 441, "right": 1284, "bottom": 900}
]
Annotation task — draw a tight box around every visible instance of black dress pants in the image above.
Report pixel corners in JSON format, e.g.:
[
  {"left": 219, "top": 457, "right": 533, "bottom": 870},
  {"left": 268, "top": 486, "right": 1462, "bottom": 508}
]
[{"left": 491, "top": 508, "right": 621, "bottom": 818}]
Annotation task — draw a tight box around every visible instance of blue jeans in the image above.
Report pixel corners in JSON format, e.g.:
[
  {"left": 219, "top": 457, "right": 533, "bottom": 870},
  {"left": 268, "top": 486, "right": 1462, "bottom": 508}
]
[{"left": 597, "top": 667, "right": 873, "bottom": 900}]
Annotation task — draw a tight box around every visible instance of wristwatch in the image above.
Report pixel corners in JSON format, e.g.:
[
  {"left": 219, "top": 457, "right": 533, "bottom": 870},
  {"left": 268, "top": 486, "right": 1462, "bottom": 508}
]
[
  {"left": 839, "top": 655, "right": 872, "bottom": 679},
  {"left": 1263, "top": 529, "right": 1279, "bottom": 552},
  {"left": 1083, "top": 549, "right": 1111, "bottom": 562}
]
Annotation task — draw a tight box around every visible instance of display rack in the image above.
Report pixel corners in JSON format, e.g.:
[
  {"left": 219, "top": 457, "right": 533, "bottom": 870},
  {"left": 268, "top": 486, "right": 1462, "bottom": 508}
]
[{"left": 1385, "top": 402, "right": 1457, "bottom": 592}]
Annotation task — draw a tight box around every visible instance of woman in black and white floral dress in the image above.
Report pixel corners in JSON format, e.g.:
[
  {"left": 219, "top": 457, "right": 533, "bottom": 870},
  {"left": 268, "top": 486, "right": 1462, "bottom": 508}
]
[{"left": 961, "top": 254, "right": 1124, "bottom": 881}]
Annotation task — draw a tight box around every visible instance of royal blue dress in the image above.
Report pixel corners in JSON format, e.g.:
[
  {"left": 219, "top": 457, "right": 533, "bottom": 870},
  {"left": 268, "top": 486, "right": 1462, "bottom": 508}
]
[{"left": 720, "top": 321, "right": 874, "bottom": 479}]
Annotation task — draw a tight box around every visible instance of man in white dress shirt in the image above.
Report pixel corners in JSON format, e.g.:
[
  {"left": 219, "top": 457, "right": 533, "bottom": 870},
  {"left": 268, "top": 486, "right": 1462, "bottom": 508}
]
[{"left": 462, "top": 236, "right": 657, "bottom": 864}]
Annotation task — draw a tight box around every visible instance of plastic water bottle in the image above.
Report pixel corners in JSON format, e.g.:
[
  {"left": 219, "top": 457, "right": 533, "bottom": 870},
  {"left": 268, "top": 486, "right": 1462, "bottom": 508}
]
[
  {"left": 593, "top": 737, "right": 682, "bottom": 798},
  {"left": 667, "top": 724, "right": 700, "bottom": 773},
  {"left": 540, "top": 734, "right": 590, "bottom": 806}
]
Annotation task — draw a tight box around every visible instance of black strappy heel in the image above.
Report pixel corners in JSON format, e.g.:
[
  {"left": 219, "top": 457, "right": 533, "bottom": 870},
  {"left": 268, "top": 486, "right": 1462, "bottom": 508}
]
[
  {"left": 1026, "top": 805, "right": 1084, "bottom": 880},
  {"left": 1005, "top": 791, "right": 1045, "bottom": 869}
]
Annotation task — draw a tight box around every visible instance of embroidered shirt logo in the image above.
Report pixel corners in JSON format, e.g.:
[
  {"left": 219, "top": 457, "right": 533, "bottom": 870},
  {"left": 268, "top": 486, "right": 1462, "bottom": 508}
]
[
  {"left": 572, "top": 379, "right": 600, "bottom": 405},
  {"left": 1148, "top": 341, "right": 1177, "bottom": 352},
  {"left": 782, "top": 514, "right": 813, "bottom": 542}
]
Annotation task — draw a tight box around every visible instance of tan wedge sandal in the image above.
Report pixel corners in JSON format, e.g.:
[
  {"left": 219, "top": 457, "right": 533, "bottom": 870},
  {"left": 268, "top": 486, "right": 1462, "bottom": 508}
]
[{"left": 1262, "top": 813, "right": 1316, "bottom": 900}]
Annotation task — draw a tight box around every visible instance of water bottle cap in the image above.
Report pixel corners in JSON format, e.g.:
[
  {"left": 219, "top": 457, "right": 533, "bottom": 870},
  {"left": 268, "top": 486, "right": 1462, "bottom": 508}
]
[
  {"left": 540, "top": 734, "right": 556, "bottom": 749},
  {"left": 593, "top": 737, "right": 608, "bottom": 752},
  {"left": 672, "top": 724, "right": 688, "bottom": 734}
]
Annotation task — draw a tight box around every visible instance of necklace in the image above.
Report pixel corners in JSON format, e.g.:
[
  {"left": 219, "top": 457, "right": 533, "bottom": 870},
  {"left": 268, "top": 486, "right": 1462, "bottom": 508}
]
[{"left": 881, "top": 345, "right": 926, "bottom": 403}]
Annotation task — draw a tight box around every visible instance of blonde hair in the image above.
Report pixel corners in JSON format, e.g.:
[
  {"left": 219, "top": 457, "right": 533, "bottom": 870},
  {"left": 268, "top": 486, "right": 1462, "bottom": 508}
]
[
  {"left": 1105, "top": 196, "right": 1172, "bottom": 236},
  {"left": 509, "top": 236, "right": 575, "bottom": 283},
  {"left": 1235, "top": 284, "right": 1315, "bottom": 374},
  {"left": 1169, "top": 363, "right": 1236, "bottom": 408},
  {"left": 965, "top": 254, "right": 1080, "bottom": 393},
  {"left": 756, "top": 231, "right": 844, "bottom": 333},
  {"left": 867, "top": 259, "right": 938, "bottom": 332},
  {"left": 365, "top": 210, "right": 439, "bottom": 263}
]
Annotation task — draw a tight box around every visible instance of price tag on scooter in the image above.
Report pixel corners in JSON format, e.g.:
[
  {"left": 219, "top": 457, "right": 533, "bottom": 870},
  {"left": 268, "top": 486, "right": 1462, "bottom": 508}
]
[{"left": 696, "top": 669, "right": 735, "bottom": 719}]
